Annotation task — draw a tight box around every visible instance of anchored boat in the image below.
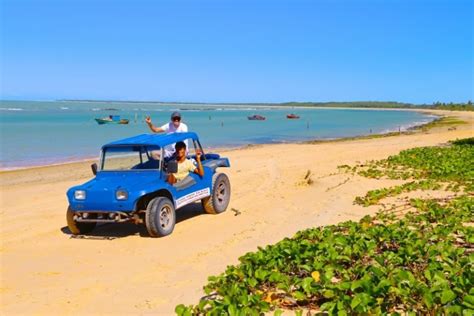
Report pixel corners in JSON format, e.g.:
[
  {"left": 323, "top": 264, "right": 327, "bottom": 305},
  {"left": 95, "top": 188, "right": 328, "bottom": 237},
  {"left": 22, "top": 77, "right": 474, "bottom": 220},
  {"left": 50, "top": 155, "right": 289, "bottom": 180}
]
[
  {"left": 286, "top": 113, "right": 300, "bottom": 119},
  {"left": 95, "top": 115, "right": 129, "bottom": 125},
  {"left": 247, "top": 114, "right": 266, "bottom": 121}
]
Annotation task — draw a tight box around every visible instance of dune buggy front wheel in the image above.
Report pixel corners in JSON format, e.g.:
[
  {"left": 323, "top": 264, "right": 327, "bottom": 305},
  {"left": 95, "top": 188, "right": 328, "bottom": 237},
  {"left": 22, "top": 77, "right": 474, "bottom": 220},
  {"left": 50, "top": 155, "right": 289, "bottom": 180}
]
[
  {"left": 66, "top": 207, "right": 97, "bottom": 235},
  {"left": 145, "top": 196, "right": 176, "bottom": 237}
]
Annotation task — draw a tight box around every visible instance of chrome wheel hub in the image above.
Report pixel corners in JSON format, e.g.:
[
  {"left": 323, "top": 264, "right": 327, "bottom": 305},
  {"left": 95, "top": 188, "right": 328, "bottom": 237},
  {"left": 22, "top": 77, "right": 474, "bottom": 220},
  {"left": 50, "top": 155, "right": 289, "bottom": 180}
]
[
  {"left": 159, "top": 205, "right": 172, "bottom": 229},
  {"left": 216, "top": 182, "right": 226, "bottom": 205}
]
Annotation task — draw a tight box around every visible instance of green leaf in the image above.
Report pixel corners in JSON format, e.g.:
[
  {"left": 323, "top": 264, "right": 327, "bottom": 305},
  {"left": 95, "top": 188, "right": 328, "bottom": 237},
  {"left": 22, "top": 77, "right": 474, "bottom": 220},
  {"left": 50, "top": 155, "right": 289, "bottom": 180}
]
[
  {"left": 228, "top": 304, "right": 238, "bottom": 316},
  {"left": 463, "top": 295, "right": 474, "bottom": 309},
  {"left": 351, "top": 280, "right": 363, "bottom": 291},
  {"left": 337, "top": 310, "right": 348, "bottom": 316},
  {"left": 462, "top": 308, "right": 474, "bottom": 316},
  {"left": 323, "top": 290, "right": 335, "bottom": 298},
  {"left": 351, "top": 295, "right": 362, "bottom": 309},
  {"left": 174, "top": 304, "right": 187, "bottom": 316},
  {"left": 423, "top": 291, "right": 434, "bottom": 308},
  {"left": 444, "top": 305, "right": 462, "bottom": 315},
  {"left": 441, "top": 289, "right": 457, "bottom": 304},
  {"left": 301, "top": 277, "right": 314, "bottom": 293},
  {"left": 320, "top": 301, "right": 336, "bottom": 312},
  {"left": 273, "top": 310, "right": 283, "bottom": 316},
  {"left": 293, "top": 291, "right": 306, "bottom": 301},
  {"left": 247, "top": 278, "right": 258, "bottom": 287}
]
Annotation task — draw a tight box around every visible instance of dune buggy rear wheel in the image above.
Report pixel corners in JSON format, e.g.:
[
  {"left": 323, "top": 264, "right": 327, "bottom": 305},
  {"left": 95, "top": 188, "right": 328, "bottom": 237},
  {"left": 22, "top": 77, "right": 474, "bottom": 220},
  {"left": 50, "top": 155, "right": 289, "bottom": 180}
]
[
  {"left": 66, "top": 207, "right": 97, "bottom": 235},
  {"left": 145, "top": 196, "right": 176, "bottom": 237},
  {"left": 202, "top": 173, "right": 231, "bottom": 214}
]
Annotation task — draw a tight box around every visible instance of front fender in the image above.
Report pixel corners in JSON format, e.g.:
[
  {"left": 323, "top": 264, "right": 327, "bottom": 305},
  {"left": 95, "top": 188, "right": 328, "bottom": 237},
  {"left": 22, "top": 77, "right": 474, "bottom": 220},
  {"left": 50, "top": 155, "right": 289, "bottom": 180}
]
[{"left": 202, "top": 158, "right": 230, "bottom": 171}]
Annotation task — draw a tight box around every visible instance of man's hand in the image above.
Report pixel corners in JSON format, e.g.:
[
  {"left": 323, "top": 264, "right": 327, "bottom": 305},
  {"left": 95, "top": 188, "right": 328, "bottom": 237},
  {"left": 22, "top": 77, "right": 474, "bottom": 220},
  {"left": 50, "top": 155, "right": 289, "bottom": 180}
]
[
  {"left": 195, "top": 149, "right": 202, "bottom": 160},
  {"left": 194, "top": 149, "right": 204, "bottom": 177},
  {"left": 145, "top": 115, "right": 164, "bottom": 133}
]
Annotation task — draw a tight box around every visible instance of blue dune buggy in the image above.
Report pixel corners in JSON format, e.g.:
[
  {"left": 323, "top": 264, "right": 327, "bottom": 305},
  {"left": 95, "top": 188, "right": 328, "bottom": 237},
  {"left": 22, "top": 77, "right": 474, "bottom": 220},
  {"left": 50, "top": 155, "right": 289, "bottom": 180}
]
[{"left": 66, "top": 132, "right": 231, "bottom": 237}]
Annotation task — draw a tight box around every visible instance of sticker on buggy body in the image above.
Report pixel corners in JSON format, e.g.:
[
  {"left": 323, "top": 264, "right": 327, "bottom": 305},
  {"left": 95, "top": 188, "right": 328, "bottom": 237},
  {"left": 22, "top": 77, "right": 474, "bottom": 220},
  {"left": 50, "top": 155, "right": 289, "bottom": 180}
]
[{"left": 175, "top": 188, "right": 211, "bottom": 209}]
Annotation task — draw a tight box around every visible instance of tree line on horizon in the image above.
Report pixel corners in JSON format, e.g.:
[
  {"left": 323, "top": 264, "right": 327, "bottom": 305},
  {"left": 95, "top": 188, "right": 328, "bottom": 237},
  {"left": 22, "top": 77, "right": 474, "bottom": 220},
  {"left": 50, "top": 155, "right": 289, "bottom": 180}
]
[
  {"left": 280, "top": 100, "right": 474, "bottom": 111},
  {"left": 57, "top": 99, "right": 474, "bottom": 111}
]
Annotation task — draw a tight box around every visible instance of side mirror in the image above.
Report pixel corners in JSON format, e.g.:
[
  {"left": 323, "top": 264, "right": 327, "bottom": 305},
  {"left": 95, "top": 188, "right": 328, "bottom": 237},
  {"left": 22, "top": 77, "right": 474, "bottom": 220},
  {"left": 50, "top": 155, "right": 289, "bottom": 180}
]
[
  {"left": 166, "top": 160, "right": 178, "bottom": 173},
  {"left": 91, "top": 163, "right": 98, "bottom": 175}
]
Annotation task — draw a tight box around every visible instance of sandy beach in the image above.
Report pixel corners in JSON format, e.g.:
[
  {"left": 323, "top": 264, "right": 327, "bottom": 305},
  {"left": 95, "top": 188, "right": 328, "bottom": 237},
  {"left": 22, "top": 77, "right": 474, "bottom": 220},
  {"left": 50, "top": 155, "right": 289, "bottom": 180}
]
[{"left": 0, "top": 109, "right": 472, "bottom": 315}]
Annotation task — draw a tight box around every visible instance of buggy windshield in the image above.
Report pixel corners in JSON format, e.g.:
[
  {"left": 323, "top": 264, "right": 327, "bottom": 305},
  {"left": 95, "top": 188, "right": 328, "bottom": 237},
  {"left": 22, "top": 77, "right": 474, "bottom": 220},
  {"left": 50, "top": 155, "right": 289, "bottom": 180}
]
[{"left": 101, "top": 146, "right": 162, "bottom": 171}]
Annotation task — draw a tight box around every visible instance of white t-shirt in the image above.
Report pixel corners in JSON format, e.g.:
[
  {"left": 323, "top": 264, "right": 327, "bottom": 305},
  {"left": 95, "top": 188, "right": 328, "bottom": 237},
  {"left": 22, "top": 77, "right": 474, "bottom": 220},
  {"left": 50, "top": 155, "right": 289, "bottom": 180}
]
[
  {"left": 160, "top": 122, "right": 189, "bottom": 158},
  {"left": 160, "top": 122, "right": 188, "bottom": 133}
]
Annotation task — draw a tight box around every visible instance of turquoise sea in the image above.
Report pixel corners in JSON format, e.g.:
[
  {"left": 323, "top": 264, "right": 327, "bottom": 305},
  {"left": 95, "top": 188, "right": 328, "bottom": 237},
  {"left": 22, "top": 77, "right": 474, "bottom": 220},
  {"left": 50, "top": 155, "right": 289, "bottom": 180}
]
[{"left": 0, "top": 100, "right": 437, "bottom": 169}]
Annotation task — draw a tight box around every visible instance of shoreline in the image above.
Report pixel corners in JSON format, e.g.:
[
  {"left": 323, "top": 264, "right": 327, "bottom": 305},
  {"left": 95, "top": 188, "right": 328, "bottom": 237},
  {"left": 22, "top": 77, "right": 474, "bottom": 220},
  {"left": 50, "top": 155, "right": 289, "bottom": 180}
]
[{"left": 0, "top": 108, "right": 443, "bottom": 172}]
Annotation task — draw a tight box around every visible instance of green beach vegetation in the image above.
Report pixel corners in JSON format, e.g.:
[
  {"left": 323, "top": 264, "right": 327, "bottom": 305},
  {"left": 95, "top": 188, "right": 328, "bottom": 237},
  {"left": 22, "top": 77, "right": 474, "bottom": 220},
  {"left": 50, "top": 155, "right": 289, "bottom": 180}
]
[
  {"left": 352, "top": 137, "right": 474, "bottom": 206},
  {"left": 415, "top": 116, "right": 466, "bottom": 132},
  {"left": 175, "top": 138, "right": 474, "bottom": 315}
]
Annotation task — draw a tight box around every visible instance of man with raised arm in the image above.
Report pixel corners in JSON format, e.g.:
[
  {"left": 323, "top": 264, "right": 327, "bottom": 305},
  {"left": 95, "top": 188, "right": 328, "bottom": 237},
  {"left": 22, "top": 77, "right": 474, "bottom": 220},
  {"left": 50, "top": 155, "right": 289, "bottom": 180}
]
[
  {"left": 145, "top": 111, "right": 189, "bottom": 158},
  {"left": 145, "top": 111, "right": 188, "bottom": 134}
]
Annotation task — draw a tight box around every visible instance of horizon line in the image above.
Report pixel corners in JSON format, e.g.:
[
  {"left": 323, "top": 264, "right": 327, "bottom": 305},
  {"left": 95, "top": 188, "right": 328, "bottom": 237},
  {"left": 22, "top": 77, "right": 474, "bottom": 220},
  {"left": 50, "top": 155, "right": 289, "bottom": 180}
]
[{"left": 3, "top": 98, "right": 466, "bottom": 106}]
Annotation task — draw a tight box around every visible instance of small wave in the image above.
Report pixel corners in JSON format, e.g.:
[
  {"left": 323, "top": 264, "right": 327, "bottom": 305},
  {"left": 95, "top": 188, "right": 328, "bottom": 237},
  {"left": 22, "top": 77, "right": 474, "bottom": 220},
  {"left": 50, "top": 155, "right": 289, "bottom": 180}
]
[
  {"left": 380, "top": 118, "right": 435, "bottom": 134},
  {"left": 60, "top": 107, "right": 69, "bottom": 110},
  {"left": 90, "top": 107, "right": 121, "bottom": 111},
  {"left": 133, "top": 108, "right": 165, "bottom": 112},
  {"left": 174, "top": 107, "right": 265, "bottom": 112},
  {"left": 225, "top": 107, "right": 261, "bottom": 111},
  {"left": 0, "top": 107, "right": 24, "bottom": 111},
  {"left": 406, "top": 121, "right": 432, "bottom": 130},
  {"left": 406, "top": 119, "right": 435, "bottom": 129}
]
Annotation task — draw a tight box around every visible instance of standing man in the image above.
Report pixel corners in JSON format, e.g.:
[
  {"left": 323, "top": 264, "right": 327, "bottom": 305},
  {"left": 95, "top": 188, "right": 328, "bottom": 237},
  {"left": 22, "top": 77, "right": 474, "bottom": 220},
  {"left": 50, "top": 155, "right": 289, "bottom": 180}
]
[
  {"left": 145, "top": 111, "right": 188, "bottom": 134},
  {"left": 145, "top": 111, "right": 189, "bottom": 158}
]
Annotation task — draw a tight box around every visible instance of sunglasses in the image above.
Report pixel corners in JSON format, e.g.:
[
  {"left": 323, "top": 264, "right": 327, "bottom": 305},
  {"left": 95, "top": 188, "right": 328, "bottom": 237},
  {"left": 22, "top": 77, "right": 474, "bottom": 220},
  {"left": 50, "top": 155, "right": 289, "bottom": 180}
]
[{"left": 172, "top": 117, "right": 181, "bottom": 122}]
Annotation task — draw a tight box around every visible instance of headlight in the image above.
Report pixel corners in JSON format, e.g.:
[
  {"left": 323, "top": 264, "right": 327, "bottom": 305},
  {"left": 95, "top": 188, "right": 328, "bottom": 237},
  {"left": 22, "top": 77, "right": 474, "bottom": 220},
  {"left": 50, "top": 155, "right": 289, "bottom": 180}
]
[
  {"left": 116, "top": 190, "right": 128, "bottom": 200},
  {"left": 74, "top": 190, "right": 86, "bottom": 200}
]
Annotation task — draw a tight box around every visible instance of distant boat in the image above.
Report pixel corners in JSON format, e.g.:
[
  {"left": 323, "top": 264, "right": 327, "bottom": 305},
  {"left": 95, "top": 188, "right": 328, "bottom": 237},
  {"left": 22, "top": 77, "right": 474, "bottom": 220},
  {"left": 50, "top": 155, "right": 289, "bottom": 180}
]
[
  {"left": 286, "top": 114, "right": 300, "bottom": 119},
  {"left": 248, "top": 114, "right": 266, "bottom": 121},
  {"left": 95, "top": 115, "right": 129, "bottom": 125}
]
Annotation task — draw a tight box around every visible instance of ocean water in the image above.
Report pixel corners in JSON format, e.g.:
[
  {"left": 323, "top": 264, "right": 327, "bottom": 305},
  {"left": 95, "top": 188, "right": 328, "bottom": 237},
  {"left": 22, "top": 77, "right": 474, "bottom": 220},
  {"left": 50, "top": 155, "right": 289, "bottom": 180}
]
[{"left": 0, "top": 100, "right": 437, "bottom": 169}]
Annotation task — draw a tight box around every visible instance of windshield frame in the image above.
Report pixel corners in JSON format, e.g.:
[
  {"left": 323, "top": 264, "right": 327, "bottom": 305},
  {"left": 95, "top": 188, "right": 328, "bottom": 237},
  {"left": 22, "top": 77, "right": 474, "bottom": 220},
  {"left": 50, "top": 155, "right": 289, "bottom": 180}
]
[{"left": 99, "top": 145, "right": 163, "bottom": 172}]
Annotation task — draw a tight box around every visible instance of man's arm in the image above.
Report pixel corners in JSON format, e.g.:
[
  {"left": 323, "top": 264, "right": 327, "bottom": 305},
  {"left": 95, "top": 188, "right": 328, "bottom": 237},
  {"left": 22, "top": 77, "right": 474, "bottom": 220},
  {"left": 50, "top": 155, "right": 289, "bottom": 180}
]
[
  {"left": 167, "top": 173, "right": 177, "bottom": 184},
  {"left": 145, "top": 116, "right": 165, "bottom": 133},
  {"left": 193, "top": 150, "right": 204, "bottom": 177}
]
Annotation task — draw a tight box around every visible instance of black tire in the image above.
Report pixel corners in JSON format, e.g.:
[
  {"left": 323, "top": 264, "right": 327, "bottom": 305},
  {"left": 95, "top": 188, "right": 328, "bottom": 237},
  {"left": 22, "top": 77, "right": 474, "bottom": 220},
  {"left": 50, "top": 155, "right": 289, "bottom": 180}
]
[
  {"left": 145, "top": 196, "right": 176, "bottom": 237},
  {"left": 202, "top": 173, "right": 231, "bottom": 214},
  {"left": 66, "top": 207, "right": 96, "bottom": 235}
]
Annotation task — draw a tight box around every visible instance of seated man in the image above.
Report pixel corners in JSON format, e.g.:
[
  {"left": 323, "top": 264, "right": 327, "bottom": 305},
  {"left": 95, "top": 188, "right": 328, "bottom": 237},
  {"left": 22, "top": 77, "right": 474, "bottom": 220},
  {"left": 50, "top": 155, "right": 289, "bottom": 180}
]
[{"left": 167, "top": 141, "right": 204, "bottom": 184}]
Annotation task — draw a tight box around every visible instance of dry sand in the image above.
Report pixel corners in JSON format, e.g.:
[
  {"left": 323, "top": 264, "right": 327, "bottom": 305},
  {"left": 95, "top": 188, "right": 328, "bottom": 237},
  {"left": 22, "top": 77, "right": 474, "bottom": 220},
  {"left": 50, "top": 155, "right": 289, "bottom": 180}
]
[{"left": 0, "top": 110, "right": 472, "bottom": 315}]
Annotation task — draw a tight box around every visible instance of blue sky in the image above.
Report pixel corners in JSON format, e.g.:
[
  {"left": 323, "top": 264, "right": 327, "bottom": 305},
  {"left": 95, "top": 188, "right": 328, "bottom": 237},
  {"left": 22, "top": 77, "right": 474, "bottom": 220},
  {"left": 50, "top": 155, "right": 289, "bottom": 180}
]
[{"left": 1, "top": 0, "right": 472, "bottom": 103}]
